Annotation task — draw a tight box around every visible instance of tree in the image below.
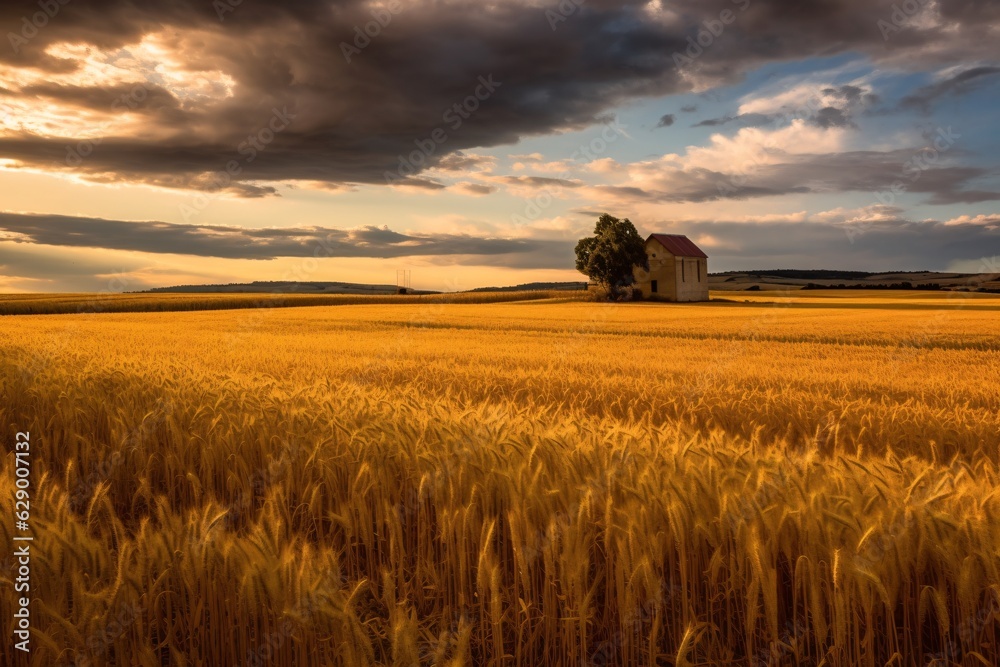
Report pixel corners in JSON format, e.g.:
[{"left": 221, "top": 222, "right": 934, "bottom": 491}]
[{"left": 575, "top": 214, "right": 648, "bottom": 300}]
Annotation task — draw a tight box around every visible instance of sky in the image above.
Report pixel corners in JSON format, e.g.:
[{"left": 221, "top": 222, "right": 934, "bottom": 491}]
[{"left": 0, "top": 0, "right": 998, "bottom": 292}]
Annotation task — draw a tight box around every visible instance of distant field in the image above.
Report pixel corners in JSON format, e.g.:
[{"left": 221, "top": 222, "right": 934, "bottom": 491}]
[
  {"left": 2, "top": 293, "right": 998, "bottom": 666},
  {"left": 0, "top": 290, "right": 579, "bottom": 315},
  {"left": 6, "top": 287, "right": 998, "bottom": 316}
]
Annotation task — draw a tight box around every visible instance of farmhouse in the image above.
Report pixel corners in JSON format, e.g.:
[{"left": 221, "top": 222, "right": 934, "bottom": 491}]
[{"left": 634, "top": 234, "right": 709, "bottom": 302}]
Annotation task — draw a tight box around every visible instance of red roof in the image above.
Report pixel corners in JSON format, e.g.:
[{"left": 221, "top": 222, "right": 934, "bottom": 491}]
[{"left": 647, "top": 234, "right": 708, "bottom": 259}]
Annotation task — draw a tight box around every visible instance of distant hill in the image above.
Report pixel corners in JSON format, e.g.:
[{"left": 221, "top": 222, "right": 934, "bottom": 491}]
[
  {"left": 710, "top": 270, "right": 1000, "bottom": 292},
  {"left": 469, "top": 281, "right": 588, "bottom": 293},
  {"left": 143, "top": 281, "right": 438, "bottom": 295},
  {"left": 143, "top": 280, "right": 589, "bottom": 294},
  {"left": 716, "top": 269, "right": 893, "bottom": 280}
]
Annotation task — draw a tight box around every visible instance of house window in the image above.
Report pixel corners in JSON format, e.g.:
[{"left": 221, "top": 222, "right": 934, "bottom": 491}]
[
  {"left": 698, "top": 260, "right": 703, "bottom": 282},
  {"left": 681, "top": 259, "right": 685, "bottom": 282},
  {"left": 651, "top": 279, "right": 658, "bottom": 293}
]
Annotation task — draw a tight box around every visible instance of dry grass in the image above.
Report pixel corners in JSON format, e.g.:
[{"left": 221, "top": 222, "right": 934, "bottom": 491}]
[{"left": 1, "top": 293, "right": 998, "bottom": 666}]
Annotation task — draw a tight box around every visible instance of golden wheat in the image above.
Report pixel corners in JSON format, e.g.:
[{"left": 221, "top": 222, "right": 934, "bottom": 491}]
[{"left": 1, "top": 293, "right": 998, "bottom": 666}]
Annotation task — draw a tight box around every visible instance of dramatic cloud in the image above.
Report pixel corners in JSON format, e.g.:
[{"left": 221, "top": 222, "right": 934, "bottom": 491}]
[
  {"left": 0, "top": 212, "right": 571, "bottom": 260},
  {"left": 0, "top": 0, "right": 996, "bottom": 289},
  {"left": 3, "top": 209, "right": 997, "bottom": 278},
  {"left": 0, "top": 0, "right": 997, "bottom": 195},
  {"left": 581, "top": 122, "right": 1000, "bottom": 205}
]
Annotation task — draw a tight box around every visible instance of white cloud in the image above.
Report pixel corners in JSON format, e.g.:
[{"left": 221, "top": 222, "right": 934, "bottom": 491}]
[
  {"left": 584, "top": 158, "right": 625, "bottom": 175},
  {"left": 737, "top": 81, "right": 871, "bottom": 118},
  {"left": 515, "top": 160, "right": 579, "bottom": 174},
  {"left": 943, "top": 214, "right": 1000, "bottom": 227},
  {"left": 684, "top": 120, "right": 847, "bottom": 172},
  {"left": 577, "top": 121, "right": 848, "bottom": 204}
]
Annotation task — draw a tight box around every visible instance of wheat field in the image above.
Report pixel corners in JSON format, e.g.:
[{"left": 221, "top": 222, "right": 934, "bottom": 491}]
[{"left": 2, "top": 292, "right": 999, "bottom": 666}]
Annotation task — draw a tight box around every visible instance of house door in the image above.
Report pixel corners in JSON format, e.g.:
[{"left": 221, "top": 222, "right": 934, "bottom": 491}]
[{"left": 651, "top": 279, "right": 658, "bottom": 293}]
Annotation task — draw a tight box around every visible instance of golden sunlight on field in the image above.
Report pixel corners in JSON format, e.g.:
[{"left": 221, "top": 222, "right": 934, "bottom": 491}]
[{"left": 2, "top": 293, "right": 999, "bottom": 666}]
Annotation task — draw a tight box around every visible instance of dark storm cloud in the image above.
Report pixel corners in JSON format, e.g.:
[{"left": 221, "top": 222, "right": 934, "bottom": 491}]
[
  {"left": 899, "top": 66, "right": 1000, "bottom": 111},
  {"left": 1, "top": 211, "right": 996, "bottom": 275},
  {"left": 0, "top": 212, "right": 568, "bottom": 260},
  {"left": 656, "top": 114, "right": 675, "bottom": 128},
  {"left": 0, "top": 0, "right": 997, "bottom": 193},
  {"left": 19, "top": 82, "right": 182, "bottom": 116},
  {"left": 812, "top": 107, "right": 854, "bottom": 128}
]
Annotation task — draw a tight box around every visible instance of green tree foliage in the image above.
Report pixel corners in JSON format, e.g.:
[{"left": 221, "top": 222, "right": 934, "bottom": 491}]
[{"left": 574, "top": 214, "right": 649, "bottom": 300}]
